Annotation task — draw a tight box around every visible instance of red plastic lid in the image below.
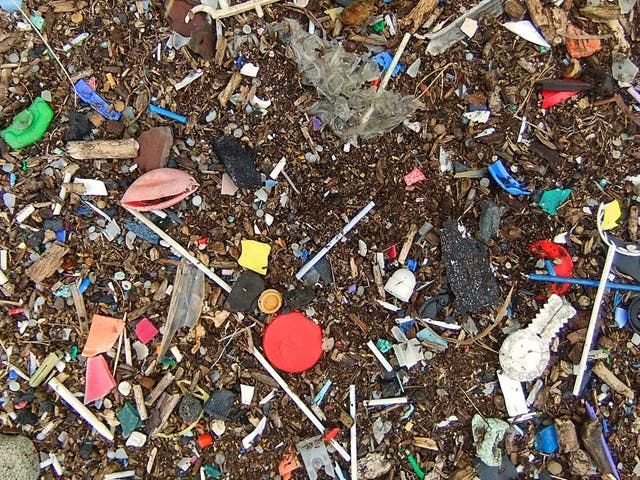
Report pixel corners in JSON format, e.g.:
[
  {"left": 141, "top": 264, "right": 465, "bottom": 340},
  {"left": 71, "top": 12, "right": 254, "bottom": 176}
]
[{"left": 262, "top": 311, "right": 323, "bottom": 373}]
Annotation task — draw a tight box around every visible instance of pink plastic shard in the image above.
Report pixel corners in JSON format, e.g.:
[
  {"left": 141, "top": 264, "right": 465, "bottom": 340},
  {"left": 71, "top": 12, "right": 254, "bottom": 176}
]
[
  {"left": 135, "top": 317, "right": 159, "bottom": 344},
  {"left": 84, "top": 354, "right": 116, "bottom": 404},
  {"left": 82, "top": 314, "right": 125, "bottom": 357},
  {"left": 120, "top": 168, "right": 199, "bottom": 212},
  {"left": 404, "top": 167, "right": 426, "bottom": 186}
]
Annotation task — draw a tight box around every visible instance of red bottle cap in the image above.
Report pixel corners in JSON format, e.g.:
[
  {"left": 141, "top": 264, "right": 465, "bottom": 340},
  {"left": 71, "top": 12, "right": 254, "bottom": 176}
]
[
  {"left": 198, "top": 433, "right": 213, "bottom": 448},
  {"left": 262, "top": 311, "right": 323, "bottom": 373}
]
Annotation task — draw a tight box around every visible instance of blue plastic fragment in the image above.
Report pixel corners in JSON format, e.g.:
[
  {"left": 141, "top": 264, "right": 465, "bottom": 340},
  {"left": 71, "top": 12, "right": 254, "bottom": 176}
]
[
  {"left": 614, "top": 307, "right": 628, "bottom": 328},
  {"left": 397, "top": 318, "right": 415, "bottom": 335},
  {"left": 416, "top": 327, "right": 448, "bottom": 349},
  {"left": 372, "top": 52, "right": 405, "bottom": 77},
  {"left": 236, "top": 55, "right": 244, "bottom": 68},
  {"left": 148, "top": 104, "right": 187, "bottom": 124},
  {"left": 55, "top": 230, "right": 66, "bottom": 242},
  {"left": 123, "top": 219, "right": 160, "bottom": 245},
  {"left": 544, "top": 260, "right": 556, "bottom": 276},
  {"left": 539, "top": 188, "right": 572, "bottom": 215},
  {"left": 73, "top": 79, "right": 121, "bottom": 121},
  {"left": 300, "top": 249, "right": 309, "bottom": 261},
  {"left": 8, "top": 369, "right": 17, "bottom": 380},
  {"left": 78, "top": 278, "right": 91, "bottom": 294},
  {"left": 487, "top": 160, "right": 531, "bottom": 196},
  {"left": 9, "top": 173, "right": 16, "bottom": 187},
  {"left": 406, "top": 259, "right": 418, "bottom": 272},
  {"left": 534, "top": 424, "right": 558, "bottom": 454},
  {"left": 313, "top": 379, "right": 333, "bottom": 406},
  {"left": 0, "top": 0, "right": 22, "bottom": 13}
]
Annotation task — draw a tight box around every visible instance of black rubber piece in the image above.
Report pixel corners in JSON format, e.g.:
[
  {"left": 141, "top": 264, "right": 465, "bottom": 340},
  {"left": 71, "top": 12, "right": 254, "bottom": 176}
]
[{"left": 628, "top": 296, "right": 640, "bottom": 334}]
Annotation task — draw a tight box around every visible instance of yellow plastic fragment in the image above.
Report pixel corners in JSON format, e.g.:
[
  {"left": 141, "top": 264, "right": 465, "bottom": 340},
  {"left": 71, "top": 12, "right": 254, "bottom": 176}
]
[
  {"left": 601, "top": 200, "right": 621, "bottom": 230},
  {"left": 325, "top": 7, "right": 343, "bottom": 21},
  {"left": 238, "top": 240, "right": 271, "bottom": 275}
]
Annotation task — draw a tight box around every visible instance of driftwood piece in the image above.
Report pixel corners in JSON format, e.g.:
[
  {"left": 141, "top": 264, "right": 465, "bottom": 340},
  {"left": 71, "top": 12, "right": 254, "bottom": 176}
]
[
  {"left": 146, "top": 392, "right": 181, "bottom": 438},
  {"left": 402, "top": 0, "right": 438, "bottom": 32},
  {"left": 554, "top": 417, "right": 580, "bottom": 453},
  {"left": 581, "top": 419, "right": 615, "bottom": 477},
  {"left": 66, "top": 139, "right": 139, "bottom": 159},
  {"left": 48, "top": 0, "right": 88, "bottom": 13},
  {"left": 70, "top": 283, "right": 88, "bottom": 333},
  {"left": 25, "top": 243, "right": 69, "bottom": 283},
  {"left": 145, "top": 367, "right": 184, "bottom": 405},
  {"left": 189, "top": 0, "right": 282, "bottom": 21},
  {"left": 218, "top": 72, "right": 242, "bottom": 107},
  {"left": 523, "top": 0, "right": 566, "bottom": 45},
  {"left": 398, "top": 223, "right": 418, "bottom": 264},
  {"left": 592, "top": 361, "right": 634, "bottom": 399}
]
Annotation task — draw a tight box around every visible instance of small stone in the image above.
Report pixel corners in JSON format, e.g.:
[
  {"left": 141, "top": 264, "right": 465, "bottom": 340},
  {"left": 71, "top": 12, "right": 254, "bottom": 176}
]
[
  {"left": 8, "top": 53, "right": 19, "bottom": 63},
  {"left": 40, "top": 90, "right": 52, "bottom": 102},
  {"left": 79, "top": 441, "right": 93, "bottom": 460},
  {"left": 547, "top": 461, "right": 562, "bottom": 475},
  {"left": 192, "top": 195, "right": 202, "bottom": 207},
  {"left": 118, "top": 381, "right": 132, "bottom": 396},
  {"left": 135, "top": 126, "right": 173, "bottom": 173},
  {"left": 0, "top": 434, "right": 39, "bottom": 480},
  {"left": 105, "top": 120, "right": 125, "bottom": 136},
  {"left": 433, "top": 124, "right": 446, "bottom": 135}
]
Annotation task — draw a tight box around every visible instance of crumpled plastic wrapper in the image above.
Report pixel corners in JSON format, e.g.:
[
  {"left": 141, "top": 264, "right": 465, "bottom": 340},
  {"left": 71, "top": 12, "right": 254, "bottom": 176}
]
[{"left": 274, "top": 19, "right": 421, "bottom": 143}]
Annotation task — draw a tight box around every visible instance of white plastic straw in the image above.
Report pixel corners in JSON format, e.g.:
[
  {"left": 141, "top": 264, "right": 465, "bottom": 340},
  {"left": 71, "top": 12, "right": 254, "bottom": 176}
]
[
  {"left": 349, "top": 385, "right": 358, "bottom": 480},
  {"left": 366, "top": 340, "right": 393, "bottom": 372}
]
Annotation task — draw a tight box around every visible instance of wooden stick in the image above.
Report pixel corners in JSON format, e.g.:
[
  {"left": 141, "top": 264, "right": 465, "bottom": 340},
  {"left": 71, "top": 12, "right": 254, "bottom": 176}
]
[
  {"left": 592, "top": 361, "right": 634, "bottom": 399},
  {"left": 66, "top": 139, "right": 139, "bottom": 159},
  {"left": 398, "top": 223, "right": 418, "bottom": 265},
  {"left": 125, "top": 208, "right": 231, "bottom": 292}
]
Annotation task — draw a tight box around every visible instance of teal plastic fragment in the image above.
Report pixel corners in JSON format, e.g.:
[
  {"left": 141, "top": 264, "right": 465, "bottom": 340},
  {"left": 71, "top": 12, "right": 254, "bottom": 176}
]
[
  {"left": 0, "top": 97, "right": 54, "bottom": 149},
  {"left": 116, "top": 401, "right": 142, "bottom": 437},
  {"left": 376, "top": 338, "right": 393, "bottom": 353},
  {"left": 204, "top": 465, "right": 223, "bottom": 478},
  {"left": 416, "top": 327, "right": 448, "bottom": 349},
  {"left": 539, "top": 188, "right": 572, "bottom": 215}
]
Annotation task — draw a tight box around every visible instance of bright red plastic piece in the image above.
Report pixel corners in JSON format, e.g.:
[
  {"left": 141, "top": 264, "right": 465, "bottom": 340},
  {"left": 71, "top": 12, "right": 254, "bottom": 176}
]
[
  {"left": 262, "top": 311, "right": 323, "bottom": 373},
  {"left": 530, "top": 240, "right": 574, "bottom": 294},
  {"left": 541, "top": 90, "right": 579, "bottom": 109},
  {"left": 404, "top": 167, "right": 426, "bottom": 186},
  {"left": 84, "top": 354, "right": 116, "bottom": 404},
  {"left": 135, "top": 317, "right": 159, "bottom": 344},
  {"left": 323, "top": 427, "right": 340, "bottom": 441},
  {"left": 198, "top": 433, "right": 213, "bottom": 448}
]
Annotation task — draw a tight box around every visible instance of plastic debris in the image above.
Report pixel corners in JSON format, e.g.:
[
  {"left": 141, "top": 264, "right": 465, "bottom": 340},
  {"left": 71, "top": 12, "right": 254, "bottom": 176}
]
[
  {"left": 530, "top": 240, "right": 574, "bottom": 295},
  {"left": 503, "top": 20, "right": 551, "bottom": 48},
  {"left": 116, "top": 402, "right": 142, "bottom": 437},
  {"left": 84, "top": 354, "right": 116, "bottom": 404},
  {"left": 74, "top": 79, "right": 121, "bottom": 121},
  {"left": 258, "top": 289, "right": 283, "bottom": 314},
  {"left": 121, "top": 168, "right": 199, "bottom": 211},
  {"left": 148, "top": 104, "right": 187, "bottom": 124},
  {"left": 539, "top": 188, "right": 572, "bottom": 215},
  {"left": 499, "top": 294, "right": 576, "bottom": 381},
  {"left": 497, "top": 370, "right": 528, "bottom": 417},
  {"left": 488, "top": 159, "right": 531, "bottom": 195},
  {"left": 535, "top": 424, "right": 559, "bottom": 454},
  {"left": 203, "top": 389, "right": 236, "bottom": 420},
  {"left": 279, "top": 452, "right": 301, "bottom": 480},
  {"left": 477, "top": 202, "right": 503, "bottom": 242},
  {"left": 384, "top": 268, "right": 416, "bottom": 302},
  {"left": 601, "top": 200, "right": 621, "bottom": 230},
  {"left": 372, "top": 51, "right": 405, "bottom": 77},
  {"left": 224, "top": 271, "right": 265, "bottom": 312},
  {"left": 612, "top": 56, "right": 638, "bottom": 86},
  {"left": 178, "top": 394, "right": 203, "bottom": 423},
  {"left": 277, "top": 19, "right": 419, "bottom": 142},
  {"left": 159, "top": 258, "right": 205, "bottom": 358},
  {"left": 82, "top": 314, "right": 125, "bottom": 357},
  {"left": 263, "top": 311, "right": 323, "bottom": 373},
  {"left": 541, "top": 89, "right": 580, "bottom": 108},
  {"left": 125, "top": 431, "right": 147, "bottom": 448},
  {"left": 238, "top": 240, "right": 271, "bottom": 275},
  {"left": 565, "top": 23, "right": 601, "bottom": 58},
  {"left": 242, "top": 416, "right": 267, "bottom": 449},
  {"left": 472, "top": 415, "right": 509, "bottom": 467},
  {"left": 440, "top": 219, "right": 500, "bottom": 313},
  {"left": 297, "top": 435, "right": 335, "bottom": 480},
  {"left": 212, "top": 137, "right": 262, "bottom": 188},
  {"left": 135, "top": 318, "right": 159, "bottom": 344},
  {"left": 403, "top": 167, "right": 426, "bottom": 186},
  {"left": 0, "top": 97, "right": 54, "bottom": 149}
]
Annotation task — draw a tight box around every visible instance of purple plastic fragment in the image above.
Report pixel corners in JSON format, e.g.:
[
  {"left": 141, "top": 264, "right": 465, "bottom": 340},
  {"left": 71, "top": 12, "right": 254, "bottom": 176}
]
[
  {"left": 73, "top": 79, "right": 121, "bottom": 121},
  {"left": 585, "top": 402, "right": 621, "bottom": 480}
]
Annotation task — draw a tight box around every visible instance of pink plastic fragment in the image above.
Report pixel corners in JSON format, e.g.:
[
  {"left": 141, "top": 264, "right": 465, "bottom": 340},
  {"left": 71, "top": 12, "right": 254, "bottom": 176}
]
[
  {"left": 403, "top": 167, "right": 426, "bottom": 186},
  {"left": 82, "top": 314, "right": 125, "bottom": 357},
  {"left": 84, "top": 354, "right": 116, "bottom": 404},
  {"left": 135, "top": 317, "right": 159, "bottom": 344}
]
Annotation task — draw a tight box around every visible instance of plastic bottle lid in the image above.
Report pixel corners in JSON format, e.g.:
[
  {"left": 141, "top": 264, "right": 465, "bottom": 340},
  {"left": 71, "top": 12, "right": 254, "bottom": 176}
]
[
  {"left": 198, "top": 433, "right": 213, "bottom": 448},
  {"left": 258, "top": 289, "right": 283, "bottom": 314},
  {"left": 262, "top": 311, "right": 323, "bottom": 373}
]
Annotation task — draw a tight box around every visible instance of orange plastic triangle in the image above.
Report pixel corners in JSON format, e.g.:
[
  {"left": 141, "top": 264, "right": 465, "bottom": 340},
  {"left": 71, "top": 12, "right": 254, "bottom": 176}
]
[
  {"left": 82, "top": 314, "right": 125, "bottom": 357},
  {"left": 84, "top": 354, "right": 116, "bottom": 404}
]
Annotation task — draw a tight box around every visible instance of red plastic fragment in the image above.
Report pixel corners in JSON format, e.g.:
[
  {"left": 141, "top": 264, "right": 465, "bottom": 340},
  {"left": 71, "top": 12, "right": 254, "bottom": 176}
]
[
  {"left": 530, "top": 240, "right": 574, "bottom": 294},
  {"left": 323, "top": 427, "right": 340, "bottom": 441},
  {"left": 404, "top": 167, "right": 426, "bottom": 186},
  {"left": 9, "top": 308, "right": 24, "bottom": 315},
  {"left": 135, "top": 317, "right": 159, "bottom": 344},
  {"left": 388, "top": 244, "right": 397, "bottom": 260},
  {"left": 371, "top": 78, "right": 381, "bottom": 87},
  {"left": 84, "top": 354, "right": 116, "bottom": 404},
  {"left": 541, "top": 89, "right": 579, "bottom": 109},
  {"left": 197, "top": 433, "right": 213, "bottom": 448},
  {"left": 262, "top": 311, "right": 323, "bottom": 373}
]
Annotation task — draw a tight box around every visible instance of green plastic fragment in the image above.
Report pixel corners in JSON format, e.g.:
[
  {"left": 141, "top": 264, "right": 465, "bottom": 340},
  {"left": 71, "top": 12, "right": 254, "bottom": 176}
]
[
  {"left": 407, "top": 454, "right": 426, "bottom": 479},
  {"left": 0, "top": 98, "right": 54, "bottom": 150},
  {"left": 161, "top": 356, "right": 176, "bottom": 369},
  {"left": 116, "top": 401, "right": 142, "bottom": 437},
  {"left": 376, "top": 338, "right": 393, "bottom": 353},
  {"left": 70, "top": 345, "right": 78, "bottom": 360},
  {"left": 22, "top": 159, "right": 28, "bottom": 171},
  {"left": 204, "top": 464, "right": 223, "bottom": 478},
  {"left": 539, "top": 189, "right": 572, "bottom": 215},
  {"left": 371, "top": 20, "right": 385, "bottom": 32}
]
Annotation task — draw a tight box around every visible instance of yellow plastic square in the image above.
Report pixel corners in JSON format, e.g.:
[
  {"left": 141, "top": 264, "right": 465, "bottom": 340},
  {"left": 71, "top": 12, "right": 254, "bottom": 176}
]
[
  {"left": 238, "top": 240, "right": 271, "bottom": 275},
  {"left": 601, "top": 200, "right": 621, "bottom": 231}
]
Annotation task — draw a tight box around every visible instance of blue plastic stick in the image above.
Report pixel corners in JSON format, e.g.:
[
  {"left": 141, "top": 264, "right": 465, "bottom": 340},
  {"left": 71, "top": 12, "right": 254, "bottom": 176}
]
[
  {"left": 74, "top": 79, "right": 121, "bottom": 121},
  {"left": 528, "top": 274, "right": 640, "bottom": 292},
  {"left": 148, "top": 104, "right": 187, "bottom": 124}
]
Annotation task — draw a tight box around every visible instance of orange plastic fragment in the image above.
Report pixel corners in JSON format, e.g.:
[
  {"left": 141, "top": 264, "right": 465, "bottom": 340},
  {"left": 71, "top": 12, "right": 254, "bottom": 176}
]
[
  {"left": 565, "top": 24, "right": 601, "bottom": 59},
  {"left": 278, "top": 452, "right": 301, "bottom": 480},
  {"left": 82, "top": 314, "right": 125, "bottom": 357}
]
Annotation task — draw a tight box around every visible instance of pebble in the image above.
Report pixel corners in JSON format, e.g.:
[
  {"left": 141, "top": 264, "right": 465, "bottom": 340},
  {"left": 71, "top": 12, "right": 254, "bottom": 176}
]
[
  {"left": 40, "top": 90, "right": 52, "bottom": 102},
  {"left": 192, "top": 195, "right": 202, "bottom": 207},
  {"left": 118, "top": 381, "right": 132, "bottom": 396},
  {"left": 0, "top": 434, "right": 39, "bottom": 480},
  {"left": 242, "top": 24, "right": 252, "bottom": 34},
  {"left": 433, "top": 124, "right": 446, "bottom": 135},
  {"left": 233, "top": 128, "right": 243, "bottom": 138},
  {"left": 8, "top": 53, "right": 19, "bottom": 63},
  {"left": 205, "top": 110, "right": 217, "bottom": 122},
  {"left": 547, "top": 461, "right": 562, "bottom": 475},
  {"left": 186, "top": 137, "right": 196, "bottom": 147}
]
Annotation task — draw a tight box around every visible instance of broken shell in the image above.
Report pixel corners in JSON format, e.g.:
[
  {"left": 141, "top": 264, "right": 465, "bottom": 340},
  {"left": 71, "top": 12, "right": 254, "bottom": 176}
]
[
  {"left": 384, "top": 268, "right": 416, "bottom": 302},
  {"left": 121, "top": 168, "right": 199, "bottom": 211}
]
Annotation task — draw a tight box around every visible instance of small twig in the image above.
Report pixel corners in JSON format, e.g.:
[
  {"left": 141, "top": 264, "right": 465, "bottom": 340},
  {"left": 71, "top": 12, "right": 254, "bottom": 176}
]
[{"left": 459, "top": 386, "right": 486, "bottom": 421}]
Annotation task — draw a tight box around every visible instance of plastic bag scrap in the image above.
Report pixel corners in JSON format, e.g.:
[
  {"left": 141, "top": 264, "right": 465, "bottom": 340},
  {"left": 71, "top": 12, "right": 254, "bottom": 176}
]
[
  {"left": 530, "top": 240, "right": 573, "bottom": 295},
  {"left": 274, "top": 19, "right": 421, "bottom": 143}
]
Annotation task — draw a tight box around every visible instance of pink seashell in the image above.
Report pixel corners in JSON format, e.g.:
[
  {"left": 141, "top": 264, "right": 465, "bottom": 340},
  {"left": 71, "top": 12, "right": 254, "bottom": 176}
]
[{"left": 121, "top": 168, "right": 199, "bottom": 211}]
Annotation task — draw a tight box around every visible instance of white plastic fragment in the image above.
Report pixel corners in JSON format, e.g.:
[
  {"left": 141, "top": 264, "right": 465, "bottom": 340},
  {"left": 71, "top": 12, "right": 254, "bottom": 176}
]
[
  {"left": 242, "top": 416, "right": 267, "bottom": 449},
  {"left": 240, "top": 384, "right": 255, "bottom": 405},
  {"left": 269, "top": 157, "right": 287, "bottom": 179},
  {"left": 118, "top": 381, "right": 132, "bottom": 397},
  {"left": 15, "top": 204, "right": 35, "bottom": 224},
  {"left": 497, "top": 370, "right": 529, "bottom": 417},
  {"left": 460, "top": 18, "right": 478, "bottom": 38},
  {"left": 174, "top": 69, "right": 203, "bottom": 90},
  {"left": 384, "top": 268, "right": 416, "bottom": 302},
  {"left": 349, "top": 385, "right": 357, "bottom": 480},
  {"left": 73, "top": 178, "right": 108, "bottom": 196},
  {"left": 503, "top": 20, "right": 551, "bottom": 48},
  {"left": 170, "top": 345, "right": 183, "bottom": 363},
  {"left": 125, "top": 431, "right": 147, "bottom": 448},
  {"left": 406, "top": 58, "right": 421, "bottom": 78},
  {"left": 240, "top": 63, "right": 259, "bottom": 77},
  {"left": 363, "top": 397, "right": 408, "bottom": 407},
  {"left": 463, "top": 110, "right": 491, "bottom": 123},
  {"left": 376, "top": 300, "right": 401, "bottom": 312},
  {"left": 103, "top": 471, "right": 136, "bottom": 479},
  {"left": 366, "top": 340, "right": 394, "bottom": 372}
]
